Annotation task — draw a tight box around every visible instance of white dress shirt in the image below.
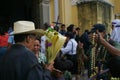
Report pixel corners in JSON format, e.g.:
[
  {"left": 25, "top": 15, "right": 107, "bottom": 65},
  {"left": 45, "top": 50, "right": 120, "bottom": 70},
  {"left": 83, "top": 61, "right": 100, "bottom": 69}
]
[
  {"left": 41, "top": 35, "right": 46, "bottom": 54},
  {"left": 61, "top": 38, "right": 78, "bottom": 55}
]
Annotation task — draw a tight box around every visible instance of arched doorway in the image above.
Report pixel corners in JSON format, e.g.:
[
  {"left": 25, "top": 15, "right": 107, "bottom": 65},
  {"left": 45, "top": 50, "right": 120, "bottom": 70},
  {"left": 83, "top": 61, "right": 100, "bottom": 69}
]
[{"left": 0, "top": 0, "right": 40, "bottom": 32}]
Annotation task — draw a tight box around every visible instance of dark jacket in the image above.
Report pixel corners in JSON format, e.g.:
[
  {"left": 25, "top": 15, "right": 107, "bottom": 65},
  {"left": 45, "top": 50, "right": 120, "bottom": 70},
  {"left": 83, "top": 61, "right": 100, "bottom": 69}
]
[{"left": 0, "top": 44, "right": 52, "bottom": 80}]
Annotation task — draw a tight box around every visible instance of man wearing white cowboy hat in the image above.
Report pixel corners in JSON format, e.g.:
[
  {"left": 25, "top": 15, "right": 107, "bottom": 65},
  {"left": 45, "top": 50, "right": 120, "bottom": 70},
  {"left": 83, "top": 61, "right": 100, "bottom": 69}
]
[{"left": 0, "top": 20, "right": 54, "bottom": 80}]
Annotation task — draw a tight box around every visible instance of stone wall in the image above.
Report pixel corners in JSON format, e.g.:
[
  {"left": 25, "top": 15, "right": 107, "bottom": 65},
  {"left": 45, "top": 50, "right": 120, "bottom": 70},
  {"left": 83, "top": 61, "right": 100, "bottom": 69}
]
[
  {"left": 109, "top": 0, "right": 120, "bottom": 19},
  {"left": 77, "top": 1, "right": 113, "bottom": 33}
]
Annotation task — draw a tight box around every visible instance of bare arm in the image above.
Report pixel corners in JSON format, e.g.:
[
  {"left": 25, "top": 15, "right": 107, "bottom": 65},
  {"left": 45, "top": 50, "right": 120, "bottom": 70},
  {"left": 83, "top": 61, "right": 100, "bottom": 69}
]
[
  {"left": 95, "top": 31, "right": 120, "bottom": 56},
  {"left": 101, "top": 39, "right": 120, "bottom": 56}
]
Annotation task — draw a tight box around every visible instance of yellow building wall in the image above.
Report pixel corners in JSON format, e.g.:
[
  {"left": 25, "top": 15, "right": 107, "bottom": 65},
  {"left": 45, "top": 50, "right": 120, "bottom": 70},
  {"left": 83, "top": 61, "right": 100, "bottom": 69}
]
[
  {"left": 63, "top": 0, "right": 72, "bottom": 26},
  {"left": 49, "top": 0, "right": 120, "bottom": 34},
  {"left": 49, "top": 0, "right": 54, "bottom": 24},
  {"left": 50, "top": 0, "right": 78, "bottom": 27},
  {"left": 71, "top": 6, "right": 78, "bottom": 27},
  {"left": 110, "top": 0, "right": 120, "bottom": 18},
  {"left": 50, "top": 0, "right": 120, "bottom": 26}
]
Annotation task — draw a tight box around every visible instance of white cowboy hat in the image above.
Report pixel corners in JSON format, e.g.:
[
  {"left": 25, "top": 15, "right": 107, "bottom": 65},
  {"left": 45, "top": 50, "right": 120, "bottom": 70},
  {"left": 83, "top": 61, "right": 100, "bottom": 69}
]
[{"left": 12, "top": 20, "right": 45, "bottom": 35}]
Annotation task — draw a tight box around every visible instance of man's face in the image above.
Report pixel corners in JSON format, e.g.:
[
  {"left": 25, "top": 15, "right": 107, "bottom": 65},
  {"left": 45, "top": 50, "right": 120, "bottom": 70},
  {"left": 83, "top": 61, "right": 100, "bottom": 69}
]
[
  {"left": 61, "top": 26, "right": 65, "bottom": 30},
  {"left": 75, "top": 29, "right": 80, "bottom": 35},
  {"left": 111, "top": 25, "right": 114, "bottom": 30},
  {"left": 89, "top": 30, "right": 106, "bottom": 42},
  {"left": 27, "top": 34, "right": 36, "bottom": 51},
  {"left": 33, "top": 40, "right": 40, "bottom": 52}
]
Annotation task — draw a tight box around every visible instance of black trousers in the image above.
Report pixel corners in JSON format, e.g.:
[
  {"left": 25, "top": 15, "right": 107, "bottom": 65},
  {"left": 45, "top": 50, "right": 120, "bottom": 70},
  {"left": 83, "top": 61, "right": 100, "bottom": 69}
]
[{"left": 66, "top": 54, "right": 77, "bottom": 74}]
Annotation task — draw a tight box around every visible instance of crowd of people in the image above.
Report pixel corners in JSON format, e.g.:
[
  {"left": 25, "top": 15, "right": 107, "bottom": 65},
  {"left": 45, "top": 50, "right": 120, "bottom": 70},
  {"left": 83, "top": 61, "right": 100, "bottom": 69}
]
[{"left": 0, "top": 19, "right": 120, "bottom": 80}]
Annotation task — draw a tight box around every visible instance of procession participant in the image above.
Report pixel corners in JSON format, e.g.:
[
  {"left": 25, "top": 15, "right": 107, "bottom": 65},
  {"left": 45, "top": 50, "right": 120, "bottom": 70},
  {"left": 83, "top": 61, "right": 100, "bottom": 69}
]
[
  {"left": 41, "top": 23, "right": 50, "bottom": 55},
  {"left": 75, "top": 27, "right": 81, "bottom": 42},
  {"left": 95, "top": 31, "right": 120, "bottom": 77},
  {"left": 110, "top": 19, "right": 120, "bottom": 49},
  {"left": 61, "top": 32, "right": 78, "bottom": 79},
  {"left": 33, "top": 36, "right": 46, "bottom": 64},
  {"left": 93, "top": 23, "right": 120, "bottom": 77},
  {"left": 89, "top": 24, "right": 110, "bottom": 79},
  {"left": 0, "top": 21, "right": 54, "bottom": 80},
  {"left": 111, "top": 19, "right": 120, "bottom": 30},
  {"left": 59, "top": 24, "right": 66, "bottom": 36},
  {"left": 7, "top": 28, "right": 15, "bottom": 49},
  {"left": 0, "top": 27, "right": 8, "bottom": 59}
]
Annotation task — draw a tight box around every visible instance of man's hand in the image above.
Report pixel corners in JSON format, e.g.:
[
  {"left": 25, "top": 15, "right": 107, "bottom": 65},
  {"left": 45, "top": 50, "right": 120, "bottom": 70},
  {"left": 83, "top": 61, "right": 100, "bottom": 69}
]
[
  {"left": 94, "top": 30, "right": 106, "bottom": 44},
  {"left": 45, "top": 62, "right": 54, "bottom": 72}
]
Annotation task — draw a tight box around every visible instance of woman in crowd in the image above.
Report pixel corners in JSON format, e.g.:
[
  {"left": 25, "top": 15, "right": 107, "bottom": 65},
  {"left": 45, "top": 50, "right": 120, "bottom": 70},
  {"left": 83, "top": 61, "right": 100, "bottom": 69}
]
[
  {"left": 0, "top": 27, "right": 8, "bottom": 59},
  {"left": 32, "top": 36, "right": 46, "bottom": 64}
]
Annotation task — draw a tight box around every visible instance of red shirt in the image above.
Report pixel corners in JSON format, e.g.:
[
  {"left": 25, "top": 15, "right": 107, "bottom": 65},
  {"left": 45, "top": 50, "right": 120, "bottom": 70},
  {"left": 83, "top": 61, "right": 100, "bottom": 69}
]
[{"left": 0, "top": 33, "right": 9, "bottom": 47}]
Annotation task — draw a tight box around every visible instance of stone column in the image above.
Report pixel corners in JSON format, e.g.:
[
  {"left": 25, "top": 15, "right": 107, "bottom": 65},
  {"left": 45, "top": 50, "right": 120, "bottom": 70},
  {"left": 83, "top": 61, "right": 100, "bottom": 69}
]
[
  {"left": 39, "top": 0, "right": 50, "bottom": 28},
  {"left": 54, "top": 0, "right": 59, "bottom": 21}
]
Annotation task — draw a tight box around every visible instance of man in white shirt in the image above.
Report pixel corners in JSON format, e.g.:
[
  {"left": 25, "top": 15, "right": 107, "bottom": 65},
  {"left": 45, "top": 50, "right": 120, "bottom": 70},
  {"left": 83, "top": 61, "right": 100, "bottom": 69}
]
[
  {"left": 61, "top": 37, "right": 77, "bottom": 55},
  {"left": 61, "top": 32, "right": 78, "bottom": 75},
  {"left": 41, "top": 23, "right": 50, "bottom": 54},
  {"left": 41, "top": 35, "right": 47, "bottom": 54}
]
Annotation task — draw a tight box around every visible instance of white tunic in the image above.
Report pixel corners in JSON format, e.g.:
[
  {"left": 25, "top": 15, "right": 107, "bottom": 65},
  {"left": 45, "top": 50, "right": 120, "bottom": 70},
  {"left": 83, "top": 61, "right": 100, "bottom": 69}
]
[{"left": 111, "top": 20, "right": 120, "bottom": 42}]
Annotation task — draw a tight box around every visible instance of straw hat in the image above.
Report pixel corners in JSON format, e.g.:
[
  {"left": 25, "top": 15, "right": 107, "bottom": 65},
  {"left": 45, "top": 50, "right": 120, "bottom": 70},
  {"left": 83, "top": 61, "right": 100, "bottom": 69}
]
[{"left": 13, "top": 20, "right": 45, "bottom": 35}]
